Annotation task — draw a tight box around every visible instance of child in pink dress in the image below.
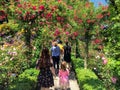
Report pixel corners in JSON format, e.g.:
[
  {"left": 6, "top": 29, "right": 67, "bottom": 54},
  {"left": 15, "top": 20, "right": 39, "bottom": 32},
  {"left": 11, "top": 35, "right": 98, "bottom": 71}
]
[{"left": 59, "top": 61, "right": 70, "bottom": 90}]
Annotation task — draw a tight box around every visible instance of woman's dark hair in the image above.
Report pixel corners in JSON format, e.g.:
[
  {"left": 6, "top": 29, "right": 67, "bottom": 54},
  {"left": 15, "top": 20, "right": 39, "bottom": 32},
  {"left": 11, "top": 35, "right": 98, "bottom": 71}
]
[
  {"left": 38, "top": 47, "right": 51, "bottom": 68},
  {"left": 65, "top": 41, "right": 69, "bottom": 45}
]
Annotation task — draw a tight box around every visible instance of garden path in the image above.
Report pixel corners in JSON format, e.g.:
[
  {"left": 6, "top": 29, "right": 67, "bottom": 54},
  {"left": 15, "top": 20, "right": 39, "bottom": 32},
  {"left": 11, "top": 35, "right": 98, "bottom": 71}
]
[{"left": 50, "top": 68, "right": 80, "bottom": 90}]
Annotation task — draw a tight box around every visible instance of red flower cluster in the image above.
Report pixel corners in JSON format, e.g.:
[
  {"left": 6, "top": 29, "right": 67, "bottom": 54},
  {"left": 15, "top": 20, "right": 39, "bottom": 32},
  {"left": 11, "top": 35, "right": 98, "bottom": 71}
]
[
  {"left": 15, "top": 2, "right": 45, "bottom": 22},
  {"left": 78, "top": 19, "right": 83, "bottom": 24},
  {"left": 96, "top": 13, "right": 103, "bottom": 19},
  {"left": 39, "top": 5, "right": 45, "bottom": 11},
  {"left": 53, "top": 29, "right": 61, "bottom": 36},
  {"left": 56, "top": 16, "right": 64, "bottom": 23},
  {"left": 86, "top": 19, "right": 95, "bottom": 24},
  {"left": 58, "top": 0, "right": 61, "bottom": 2},
  {"left": 94, "top": 39, "right": 101, "bottom": 44},
  {"left": 32, "top": 6, "right": 37, "bottom": 10},
  {"left": 102, "top": 6, "right": 108, "bottom": 11},
  {"left": 65, "top": 31, "right": 69, "bottom": 35},
  {"left": 73, "top": 32, "right": 78, "bottom": 37},
  {"left": 85, "top": 2, "right": 91, "bottom": 8},
  {"left": 0, "top": 16, "right": 6, "bottom": 20},
  {"left": 0, "top": 10, "right": 7, "bottom": 23},
  {"left": 74, "top": 16, "right": 83, "bottom": 24},
  {"left": 46, "top": 13, "right": 52, "bottom": 20}
]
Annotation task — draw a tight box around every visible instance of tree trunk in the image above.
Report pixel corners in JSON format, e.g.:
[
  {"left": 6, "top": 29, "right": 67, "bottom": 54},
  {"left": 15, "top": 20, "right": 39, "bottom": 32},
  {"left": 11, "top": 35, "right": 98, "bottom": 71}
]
[
  {"left": 84, "top": 30, "right": 89, "bottom": 69},
  {"left": 75, "top": 39, "right": 80, "bottom": 58}
]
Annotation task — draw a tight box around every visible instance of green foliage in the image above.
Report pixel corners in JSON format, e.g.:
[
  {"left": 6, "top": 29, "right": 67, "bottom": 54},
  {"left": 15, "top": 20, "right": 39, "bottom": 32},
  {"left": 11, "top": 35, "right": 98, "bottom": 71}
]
[
  {"left": 104, "top": 0, "right": 120, "bottom": 60},
  {"left": 8, "top": 68, "right": 39, "bottom": 90},
  {"left": 0, "top": 66, "right": 10, "bottom": 89},
  {"left": 76, "top": 68, "right": 105, "bottom": 90},
  {"left": 18, "top": 68, "right": 39, "bottom": 83},
  {"left": 71, "top": 56, "right": 105, "bottom": 90},
  {"left": 107, "top": 58, "right": 120, "bottom": 88},
  {"left": 71, "top": 56, "right": 84, "bottom": 69},
  {"left": 101, "top": 1, "right": 120, "bottom": 89},
  {"left": 0, "top": 45, "right": 28, "bottom": 73}
]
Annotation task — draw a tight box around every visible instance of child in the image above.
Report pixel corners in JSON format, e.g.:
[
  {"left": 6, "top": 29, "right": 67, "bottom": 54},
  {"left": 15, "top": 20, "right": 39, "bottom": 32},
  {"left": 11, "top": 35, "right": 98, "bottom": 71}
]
[{"left": 59, "top": 61, "right": 70, "bottom": 90}]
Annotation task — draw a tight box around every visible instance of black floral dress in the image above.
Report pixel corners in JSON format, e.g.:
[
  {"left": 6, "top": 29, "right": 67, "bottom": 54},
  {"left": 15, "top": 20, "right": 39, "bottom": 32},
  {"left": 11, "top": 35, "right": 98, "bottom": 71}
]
[{"left": 37, "top": 66, "right": 54, "bottom": 88}]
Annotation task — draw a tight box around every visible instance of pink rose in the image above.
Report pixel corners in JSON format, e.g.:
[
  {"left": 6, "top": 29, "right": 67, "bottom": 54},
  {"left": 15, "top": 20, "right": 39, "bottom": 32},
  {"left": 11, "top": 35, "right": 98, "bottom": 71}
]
[
  {"left": 103, "top": 59, "right": 108, "bottom": 65},
  {"left": 65, "top": 31, "right": 69, "bottom": 35},
  {"left": 111, "top": 77, "right": 117, "bottom": 84}
]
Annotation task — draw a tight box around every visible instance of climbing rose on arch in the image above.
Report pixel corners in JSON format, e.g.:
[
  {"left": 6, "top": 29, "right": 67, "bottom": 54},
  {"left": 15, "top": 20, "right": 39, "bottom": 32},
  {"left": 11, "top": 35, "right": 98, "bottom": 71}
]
[
  {"left": 73, "top": 32, "right": 78, "bottom": 37},
  {"left": 39, "top": 5, "right": 45, "bottom": 11},
  {"left": 65, "top": 31, "right": 69, "bottom": 35},
  {"left": 96, "top": 13, "right": 103, "bottom": 19},
  {"left": 94, "top": 39, "right": 101, "bottom": 44}
]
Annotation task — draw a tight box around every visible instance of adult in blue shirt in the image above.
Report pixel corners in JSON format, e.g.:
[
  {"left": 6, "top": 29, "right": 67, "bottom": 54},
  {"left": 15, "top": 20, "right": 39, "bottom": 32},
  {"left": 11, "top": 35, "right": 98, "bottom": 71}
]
[{"left": 51, "top": 41, "right": 60, "bottom": 71}]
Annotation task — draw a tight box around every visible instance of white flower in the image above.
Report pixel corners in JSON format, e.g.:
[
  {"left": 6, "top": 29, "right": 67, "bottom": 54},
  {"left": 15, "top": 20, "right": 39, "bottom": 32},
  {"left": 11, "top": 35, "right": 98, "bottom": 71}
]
[
  {"left": 1, "top": 47, "right": 4, "bottom": 50},
  {"left": 13, "top": 48, "right": 16, "bottom": 50},
  {"left": 96, "top": 55, "right": 100, "bottom": 59},
  {"left": 102, "top": 56, "right": 105, "bottom": 60},
  {"left": 12, "top": 52, "right": 17, "bottom": 56}
]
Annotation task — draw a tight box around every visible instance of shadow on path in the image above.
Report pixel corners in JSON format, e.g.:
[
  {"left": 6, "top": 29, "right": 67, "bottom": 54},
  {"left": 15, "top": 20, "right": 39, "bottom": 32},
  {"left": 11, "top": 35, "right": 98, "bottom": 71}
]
[{"left": 69, "top": 67, "right": 76, "bottom": 80}]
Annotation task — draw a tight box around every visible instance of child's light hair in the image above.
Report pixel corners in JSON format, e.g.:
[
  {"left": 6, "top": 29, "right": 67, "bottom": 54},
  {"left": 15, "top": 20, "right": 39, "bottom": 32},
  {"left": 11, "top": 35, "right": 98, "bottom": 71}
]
[{"left": 60, "top": 61, "right": 67, "bottom": 71}]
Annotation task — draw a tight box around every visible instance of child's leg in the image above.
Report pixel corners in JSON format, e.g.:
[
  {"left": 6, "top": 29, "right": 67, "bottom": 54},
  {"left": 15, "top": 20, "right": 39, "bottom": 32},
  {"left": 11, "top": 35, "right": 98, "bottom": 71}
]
[
  {"left": 60, "top": 84, "right": 64, "bottom": 90},
  {"left": 64, "top": 87, "right": 67, "bottom": 90}
]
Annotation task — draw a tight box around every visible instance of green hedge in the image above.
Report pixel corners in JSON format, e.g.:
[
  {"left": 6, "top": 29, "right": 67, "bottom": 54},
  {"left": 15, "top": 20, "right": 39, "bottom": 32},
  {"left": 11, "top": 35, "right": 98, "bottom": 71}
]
[
  {"left": 8, "top": 68, "right": 39, "bottom": 90},
  {"left": 71, "top": 56, "right": 84, "bottom": 69},
  {"left": 71, "top": 56, "right": 106, "bottom": 90},
  {"left": 75, "top": 68, "right": 106, "bottom": 90}
]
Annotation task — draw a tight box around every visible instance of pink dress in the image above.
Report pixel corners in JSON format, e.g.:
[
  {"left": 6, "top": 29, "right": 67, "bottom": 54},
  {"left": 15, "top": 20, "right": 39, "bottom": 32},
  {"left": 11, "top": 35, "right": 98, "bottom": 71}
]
[{"left": 59, "top": 69, "right": 69, "bottom": 87}]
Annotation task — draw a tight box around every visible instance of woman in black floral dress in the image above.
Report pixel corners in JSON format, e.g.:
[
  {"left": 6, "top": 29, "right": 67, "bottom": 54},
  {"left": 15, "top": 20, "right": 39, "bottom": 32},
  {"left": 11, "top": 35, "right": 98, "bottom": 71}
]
[{"left": 36, "top": 47, "right": 55, "bottom": 90}]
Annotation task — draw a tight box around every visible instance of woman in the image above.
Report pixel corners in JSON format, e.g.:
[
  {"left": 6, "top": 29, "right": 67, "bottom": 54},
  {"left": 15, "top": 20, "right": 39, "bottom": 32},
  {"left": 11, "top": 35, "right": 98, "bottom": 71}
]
[
  {"left": 64, "top": 41, "right": 71, "bottom": 69},
  {"left": 36, "top": 47, "right": 55, "bottom": 90}
]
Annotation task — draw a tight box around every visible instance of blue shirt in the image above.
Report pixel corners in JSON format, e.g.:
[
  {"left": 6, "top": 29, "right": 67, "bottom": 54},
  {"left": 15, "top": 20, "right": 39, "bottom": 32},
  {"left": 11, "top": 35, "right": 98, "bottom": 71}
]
[{"left": 51, "top": 46, "right": 60, "bottom": 56}]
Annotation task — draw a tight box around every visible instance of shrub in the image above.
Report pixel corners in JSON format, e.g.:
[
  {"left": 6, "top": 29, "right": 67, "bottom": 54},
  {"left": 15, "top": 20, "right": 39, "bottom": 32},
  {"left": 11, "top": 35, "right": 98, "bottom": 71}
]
[
  {"left": 76, "top": 68, "right": 106, "bottom": 90},
  {"left": 8, "top": 68, "right": 39, "bottom": 90},
  {"left": 71, "top": 56, "right": 106, "bottom": 90},
  {"left": 71, "top": 56, "right": 84, "bottom": 69}
]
